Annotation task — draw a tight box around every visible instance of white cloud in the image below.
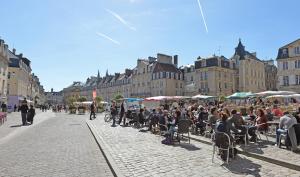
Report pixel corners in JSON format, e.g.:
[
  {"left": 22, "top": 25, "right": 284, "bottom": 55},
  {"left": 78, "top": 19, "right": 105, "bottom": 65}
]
[
  {"left": 197, "top": 0, "right": 208, "bottom": 33},
  {"left": 96, "top": 32, "right": 120, "bottom": 45},
  {"left": 106, "top": 9, "right": 137, "bottom": 31}
]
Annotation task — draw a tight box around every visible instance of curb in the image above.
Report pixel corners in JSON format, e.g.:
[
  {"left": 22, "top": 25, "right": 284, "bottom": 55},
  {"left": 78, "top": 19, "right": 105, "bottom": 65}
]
[
  {"left": 86, "top": 121, "right": 124, "bottom": 177},
  {"left": 184, "top": 135, "right": 300, "bottom": 171}
]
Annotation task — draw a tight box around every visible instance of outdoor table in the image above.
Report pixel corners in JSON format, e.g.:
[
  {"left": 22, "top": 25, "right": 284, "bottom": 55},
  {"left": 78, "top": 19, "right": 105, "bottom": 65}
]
[{"left": 267, "top": 121, "right": 280, "bottom": 134}]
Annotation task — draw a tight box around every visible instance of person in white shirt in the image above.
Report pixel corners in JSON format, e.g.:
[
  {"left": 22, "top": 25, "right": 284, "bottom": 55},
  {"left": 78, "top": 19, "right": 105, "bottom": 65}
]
[{"left": 276, "top": 112, "right": 299, "bottom": 152}]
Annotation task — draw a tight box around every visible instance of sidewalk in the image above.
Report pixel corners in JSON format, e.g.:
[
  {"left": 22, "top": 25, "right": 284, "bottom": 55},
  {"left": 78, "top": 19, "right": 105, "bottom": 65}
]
[
  {"left": 87, "top": 114, "right": 300, "bottom": 177},
  {"left": 0, "top": 110, "right": 56, "bottom": 144}
]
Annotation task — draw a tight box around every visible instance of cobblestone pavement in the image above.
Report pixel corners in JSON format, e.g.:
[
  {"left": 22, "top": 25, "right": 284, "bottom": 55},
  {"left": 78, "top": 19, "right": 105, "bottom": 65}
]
[
  {"left": 0, "top": 110, "right": 55, "bottom": 143},
  {"left": 88, "top": 114, "right": 300, "bottom": 177},
  {"left": 188, "top": 127, "right": 300, "bottom": 167},
  {"left": 0, "top": 112, "right": 113, "bottom": 177}
]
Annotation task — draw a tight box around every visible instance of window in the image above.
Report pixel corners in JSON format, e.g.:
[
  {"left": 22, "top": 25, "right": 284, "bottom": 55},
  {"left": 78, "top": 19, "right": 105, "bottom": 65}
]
[
  {"left": 283, "top": 76, "right": 289, "bottom": 86},
  {"left": 294, "top": 46, "right": 300, "bottom": 54},
  {"left": 8, "top": 72, "right": 11, "bottom": 79},
  {"left": 190, "top": 76, "right": 193, "bottom": 82},
  {"left": 295, "top": 60, "right": 300, "bottom": 69},
  {"left": 163, "top": 72, "right": 166, "bottom": 78},
  {"left": 224, "top": 83, "right": 227, "bottom": 89},
  {"left": 204, "top": 72, "right": 208, "bottom": 80},
  {"left": 296, "top": 75, "right": 300, "bottom": 85},
  {"left": 283, "top": 61, "right": 288, "bottom": 70},
  {"left": 200, "top": 72, "right": 203, "bottom": 80}
]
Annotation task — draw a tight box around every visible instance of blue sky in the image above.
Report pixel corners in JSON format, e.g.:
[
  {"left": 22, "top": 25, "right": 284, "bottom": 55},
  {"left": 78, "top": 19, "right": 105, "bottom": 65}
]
[{"left": 0, "top": 0, "right": 299, "bottom": 91}]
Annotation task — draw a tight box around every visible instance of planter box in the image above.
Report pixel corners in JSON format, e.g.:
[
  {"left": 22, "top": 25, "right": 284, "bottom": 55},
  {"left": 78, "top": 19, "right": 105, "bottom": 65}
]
[
  {"left": 78, "top": 108, "right": 85, "bottom": 114},
  {"left": 69, "top": 109, "right": 76, "bottom": 114}
]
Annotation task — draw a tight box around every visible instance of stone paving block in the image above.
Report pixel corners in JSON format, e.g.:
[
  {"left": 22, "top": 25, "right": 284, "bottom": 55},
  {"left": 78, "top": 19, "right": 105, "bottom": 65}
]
[{"left": 88, "top": 113, "right": 300, "bottom": 177}]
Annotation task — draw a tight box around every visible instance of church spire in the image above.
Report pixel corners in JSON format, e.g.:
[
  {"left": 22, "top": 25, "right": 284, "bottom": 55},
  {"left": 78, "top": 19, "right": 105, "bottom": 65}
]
[
  {"left": 235, "top": 38, "right": 246, "bottom": 59},
  {"left": 106, "top": 69, "right": 109, "bottom": 77}
]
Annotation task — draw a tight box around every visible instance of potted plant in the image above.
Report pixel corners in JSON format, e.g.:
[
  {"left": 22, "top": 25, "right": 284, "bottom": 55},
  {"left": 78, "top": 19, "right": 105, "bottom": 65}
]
[
  {"left": 95, "top": 96, "right": 104, "bottom": 113},
  {"left": 78, "top": 105, "right": 86, "bottom": 114},
  {"left": 69, "top": 105, "right": 77, "bottom": 114}
]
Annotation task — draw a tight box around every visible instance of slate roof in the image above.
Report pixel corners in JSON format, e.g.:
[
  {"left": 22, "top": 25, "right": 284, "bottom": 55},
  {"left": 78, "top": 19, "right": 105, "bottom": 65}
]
[
  {"left": 153, "top": 62, "right": 181, "bottom": 73},
  {"left": 9, "top": 58, "right": 20, "bottom": 67}
]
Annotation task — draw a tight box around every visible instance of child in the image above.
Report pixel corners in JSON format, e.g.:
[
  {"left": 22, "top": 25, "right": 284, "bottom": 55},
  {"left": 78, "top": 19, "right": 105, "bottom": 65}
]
[{"left": 27, "top": 105, "right": 36, "bottom": 125}]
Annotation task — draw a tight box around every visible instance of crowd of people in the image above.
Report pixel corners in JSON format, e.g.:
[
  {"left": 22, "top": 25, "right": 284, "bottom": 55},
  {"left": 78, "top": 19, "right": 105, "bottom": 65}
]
[{"left": 106, "top": 99, "right": 300, "bottom": 160}]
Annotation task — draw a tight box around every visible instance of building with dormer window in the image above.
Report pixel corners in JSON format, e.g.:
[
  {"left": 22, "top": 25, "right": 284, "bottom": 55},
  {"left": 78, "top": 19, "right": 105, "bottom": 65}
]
[
  {"left": 277, "top": 39, "right": 300, "bottom": 92},
  {"left": 231, "top": 39, "right": 266, "bottom": 92}
]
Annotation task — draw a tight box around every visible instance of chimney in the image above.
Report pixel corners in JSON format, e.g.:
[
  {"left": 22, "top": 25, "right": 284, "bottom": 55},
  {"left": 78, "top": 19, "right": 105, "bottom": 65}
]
[
  {"left": 12, "top": 48, "right": 16, "bottom": 54},
  {"left": 19, "top": 53, "right": 23, "bottom": 58},
  {"left": 51, "top": 88, "right": 54, "bottom": 93},
  {"left": 173, "top": 55, "right": 178, "bottom": 67}
]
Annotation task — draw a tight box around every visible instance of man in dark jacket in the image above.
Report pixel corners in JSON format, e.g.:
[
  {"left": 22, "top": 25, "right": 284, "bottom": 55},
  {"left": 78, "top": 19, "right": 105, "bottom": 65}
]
[
  {"left": 27, "top": 105, "right": 36, "bottom": 125},
  {"left": 90, "top": 102, "right": 96, "bottom": 120},
  {"left": 20, "top": 98, "right": 29, "bottom": 126}
]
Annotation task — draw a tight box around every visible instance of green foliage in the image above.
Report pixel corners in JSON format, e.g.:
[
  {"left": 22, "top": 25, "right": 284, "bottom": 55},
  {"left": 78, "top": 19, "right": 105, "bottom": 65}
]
[
  {"left": 78, "top": 96, "right": 87, "bottom": 102},
  {"left": 67, "top": 96, "right": 77, "bottom": 106},
  {"left": 95, "top": 96, "right": 103, "bottom": 104},
  {"left": 113, "top": 94, "right": 124, "bottom": 101},
  {"left": 219, "top": 95, "right": 226, "bottom": 102}
]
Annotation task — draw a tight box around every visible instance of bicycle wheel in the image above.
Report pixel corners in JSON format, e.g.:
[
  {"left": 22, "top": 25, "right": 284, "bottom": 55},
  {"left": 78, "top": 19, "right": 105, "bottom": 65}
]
[{"left": 104, "top": 114, "right": 112, "bottom": 122}]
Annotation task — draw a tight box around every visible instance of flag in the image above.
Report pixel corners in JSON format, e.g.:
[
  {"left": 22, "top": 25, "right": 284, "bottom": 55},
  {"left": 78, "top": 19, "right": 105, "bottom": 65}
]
[{"left": 93, "top": 89, "right": 97, "bottom": 99}]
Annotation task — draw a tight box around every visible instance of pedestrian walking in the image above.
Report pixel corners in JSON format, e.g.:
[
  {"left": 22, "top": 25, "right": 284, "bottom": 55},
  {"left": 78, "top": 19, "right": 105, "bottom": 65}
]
[
  {"left": 1, "top": 102, "right": 7, "bottom": 112},
  {"left": 111, "top": 101, "right": 117, "bottom": 127},
  {"left": 118, "top": 101, "right": 126, "bottom": 125},
  {"left": 27, "top": 105, "right": 36, "bottom": 125},
  {"left": 20, "top": 98, "right": 29, "bottom": 126},
  {"left": 90, "top": 101, "right": 96, "bottom": 120},
  {"left": 14, "top": 104, "right": 17, "bottom": 112}
]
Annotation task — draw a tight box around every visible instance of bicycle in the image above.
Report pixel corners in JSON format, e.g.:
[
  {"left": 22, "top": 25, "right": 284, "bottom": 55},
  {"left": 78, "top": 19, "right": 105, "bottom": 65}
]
[
  {"left": 104, "top": 111, "right": 120, "bottom": 123},
  {"left": 104, "top": 111, "right": 112, "bottom": 122}
]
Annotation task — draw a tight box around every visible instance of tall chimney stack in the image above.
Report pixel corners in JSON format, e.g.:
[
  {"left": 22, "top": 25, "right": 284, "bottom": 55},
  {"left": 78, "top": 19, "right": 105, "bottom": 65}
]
[
  {"left": 173, "top": 55, "right": 178, "bottom": 67},
  {"left": 12, "top": 48, "right": 16, "bottom": 54}
]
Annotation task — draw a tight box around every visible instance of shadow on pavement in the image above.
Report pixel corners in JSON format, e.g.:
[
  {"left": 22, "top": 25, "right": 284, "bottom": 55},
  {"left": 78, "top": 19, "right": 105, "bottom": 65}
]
[
  {"left": 172, "top": 143, "right": 201, "bottom": 151},
  {"left": 223, "top": 156, "right": 262, "bottom": 177},
  {"left": 10, "top": 125, "right": 23, "bottom": 128}
]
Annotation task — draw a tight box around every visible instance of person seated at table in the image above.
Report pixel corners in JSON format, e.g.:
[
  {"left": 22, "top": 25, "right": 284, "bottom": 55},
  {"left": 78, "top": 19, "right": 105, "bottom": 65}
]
[
  {"left": 174, "top": 107, "right": 181, "bottom": 125},
  {"left": 248, "top": 106, "right": 256, "bottom": 121},
  {"left": 148, "top": 109, "right": 158, "bottom": 131},
  {"left": 272, "top": 105, "right": 283, "bottom": 117},
  {"left": 159, "top": 110, "right": 169, "bottom": 131},
  {"left": 215, "top": 112, "right": 240, "bottom": 161},
  {"left": 138, "top": 108, "right": 145, "bottom": 126},
  {"left": 167, "top": 113, "right": 176, "bottom": 136},
  {"left": 276, "top": 112, "right": 299, "bottom": 152},
  {"left": 208, "top": 107, "right": 219, "bottom": 131},
  {"left": 196, "top": 106, "right": 208, "bottom": 135},
  {"left": 265, "top": 107, "right": 274, "bottom": 121},
  {"left": 228, "top": 110, "right": 247, "bottom": 141},
  {"left": 248, "top": 109, "right": 268, "bottom": 142},
  {"left": 186, "top": 110, "right": 196, "bottom": 123}
]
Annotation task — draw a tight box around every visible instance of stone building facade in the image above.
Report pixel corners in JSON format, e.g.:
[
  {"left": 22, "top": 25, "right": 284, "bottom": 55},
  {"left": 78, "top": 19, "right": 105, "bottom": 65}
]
[
  {"left": 277, "top": 39, "right": 300, "bottom": 93},
  {"left": 231, "top": 40, "right": 266, "bottom": 93},
  {"left": 263, "top": 60, "right": 278, "bottom": 91},
  {"left": 0, "top": 39, "right": 9, "bottom": 101}
]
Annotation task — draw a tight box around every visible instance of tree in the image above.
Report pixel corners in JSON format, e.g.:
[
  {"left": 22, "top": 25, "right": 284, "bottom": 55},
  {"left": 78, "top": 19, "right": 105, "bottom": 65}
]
[
  {"left": 78, "top": 96, "right": 87, "bottom": 102},
  {"left": 67, "top": 96, "right": 77, "bottom": 106},
  {"left": 113, "top": 94, "right": 124, "bottom": 101},
  {"left": 95, "top": 96, "right": 103, "bottom": 105}
]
